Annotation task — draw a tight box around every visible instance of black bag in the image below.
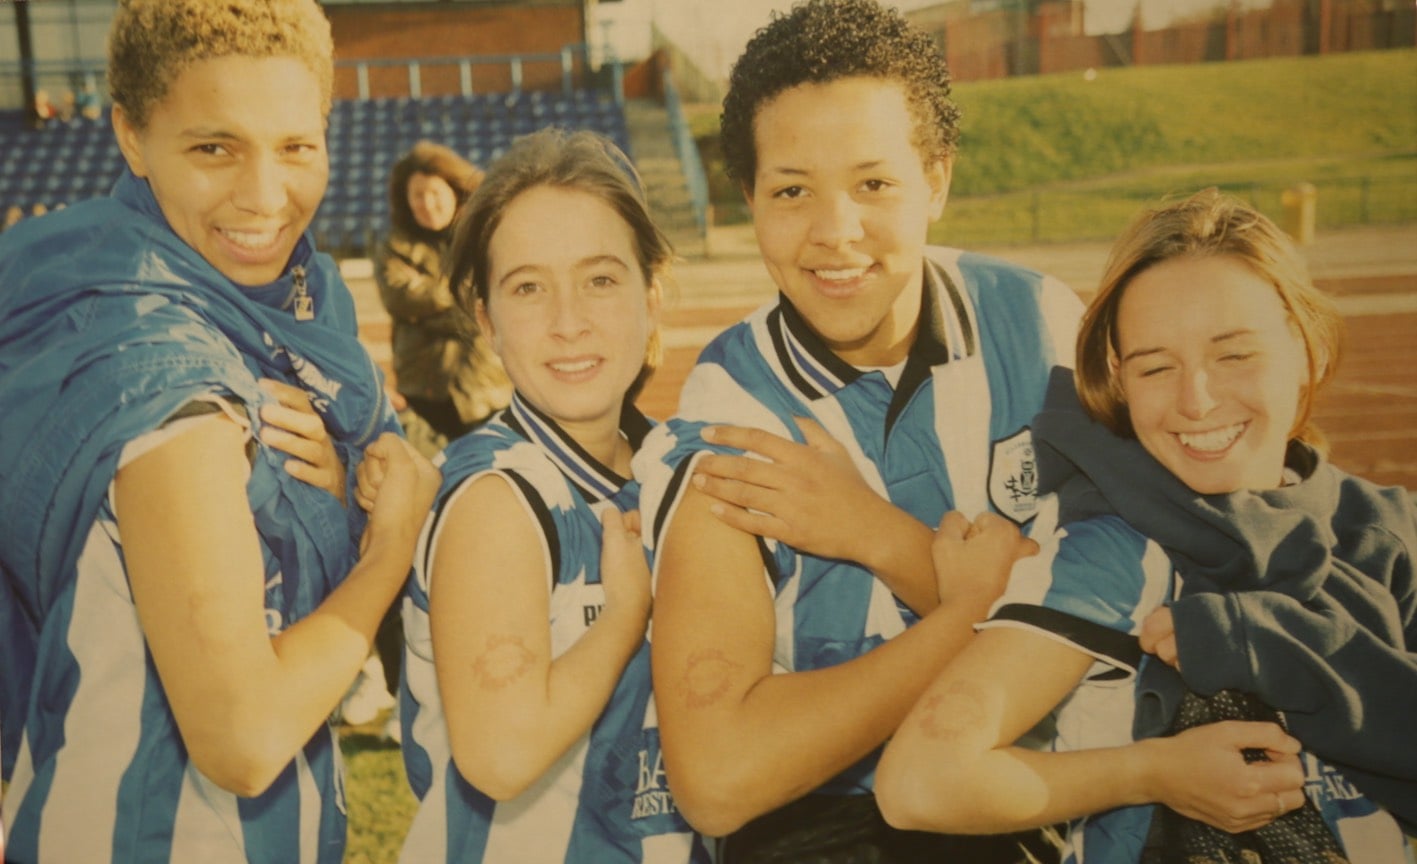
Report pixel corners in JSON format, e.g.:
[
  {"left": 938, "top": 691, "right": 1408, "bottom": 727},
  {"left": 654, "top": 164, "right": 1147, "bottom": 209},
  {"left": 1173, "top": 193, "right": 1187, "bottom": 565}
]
[
  {"left": 719, "top": 792, "right": 1062, "bottom": 864},
  {"left": 1140, "top": 689, "right": 1348, "bottom": 864}
]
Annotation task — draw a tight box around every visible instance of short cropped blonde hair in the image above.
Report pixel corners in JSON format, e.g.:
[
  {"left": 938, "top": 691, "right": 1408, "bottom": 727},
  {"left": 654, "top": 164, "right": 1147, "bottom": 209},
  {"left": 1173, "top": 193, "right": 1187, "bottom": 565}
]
[
  {"left": 1076, "top": 188, "right": 1343, "bottom": 453},
  {"left": 107, "top": 0, "right": 334, "bottom": 130}
]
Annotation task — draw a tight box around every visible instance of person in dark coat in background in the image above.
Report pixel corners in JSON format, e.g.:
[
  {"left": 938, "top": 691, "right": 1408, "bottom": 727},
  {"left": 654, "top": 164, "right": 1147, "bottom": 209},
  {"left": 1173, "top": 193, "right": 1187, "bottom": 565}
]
[{"left": 375, "top": 140, "right": 511, "bottom": 449}]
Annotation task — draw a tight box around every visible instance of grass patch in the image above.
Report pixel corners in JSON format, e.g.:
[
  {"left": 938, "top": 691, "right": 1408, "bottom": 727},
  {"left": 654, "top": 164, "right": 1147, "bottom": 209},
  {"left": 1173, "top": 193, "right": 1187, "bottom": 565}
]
[
  {"left": 930, "top": 153, "right": 1417, "bottom": 246},
  {"left": 342, "top": 726, "right": 417, "bottom": 864},
  {"left": 950, "top": 50, "right": 1416, "bottom": 195},
  {"left": 689, "top": 49, "right": 1417, "bottom": 244}
]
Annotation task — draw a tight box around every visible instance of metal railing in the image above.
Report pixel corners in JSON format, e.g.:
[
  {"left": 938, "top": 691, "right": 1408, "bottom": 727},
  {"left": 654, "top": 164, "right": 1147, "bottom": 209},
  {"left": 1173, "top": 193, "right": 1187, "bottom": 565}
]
[
  {"left": 335, "top": 44, "right": 622, "bottom": 104},
  {"left": 931, "top": 175, "right": 1417, "bottom": 248},
  {"left": 659, "top": 69, "right": 709, "bottom": 237},
  {"left": 0, "top": 45, "right": 623, "bottom": 110}
]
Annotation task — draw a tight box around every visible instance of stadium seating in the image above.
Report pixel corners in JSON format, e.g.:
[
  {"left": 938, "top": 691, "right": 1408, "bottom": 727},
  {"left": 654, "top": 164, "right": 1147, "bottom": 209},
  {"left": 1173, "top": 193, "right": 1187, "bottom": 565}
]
[{"left": 0, "top": 88, "right": 630, "bottom": 255}]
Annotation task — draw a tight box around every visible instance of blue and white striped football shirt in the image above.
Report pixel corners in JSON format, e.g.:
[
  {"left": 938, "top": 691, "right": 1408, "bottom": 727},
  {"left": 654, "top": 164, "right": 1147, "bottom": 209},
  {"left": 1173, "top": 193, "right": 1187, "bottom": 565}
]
[
  {"left": 399, "top": 394, "right": 710, "bottom": 863},
  {"left": 1, "top": 409, "right": 347, "bottom": 864},
  {"left": 634, "top": 247, "right": 1082, "bottom": 794}
]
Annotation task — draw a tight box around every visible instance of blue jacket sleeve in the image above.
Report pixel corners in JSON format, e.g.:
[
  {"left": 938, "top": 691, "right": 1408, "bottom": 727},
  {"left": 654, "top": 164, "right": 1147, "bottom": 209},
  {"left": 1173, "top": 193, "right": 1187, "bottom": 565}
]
[
  {"left": 1175, "top": 590, "right": 1417, "bottom": 768},
  {"left": 1171, "top": 520, "right": 1417, "bottom": 829}
]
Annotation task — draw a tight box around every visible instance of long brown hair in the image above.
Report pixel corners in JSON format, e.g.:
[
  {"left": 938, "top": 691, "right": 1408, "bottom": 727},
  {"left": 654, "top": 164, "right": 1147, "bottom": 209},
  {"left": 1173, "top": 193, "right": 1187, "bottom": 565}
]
[
  {"left": 447, "top": 128, "right": 673, "bottom": 405},
  {"left": 386, "top": 140, "right": 485, "bottom": 239}
]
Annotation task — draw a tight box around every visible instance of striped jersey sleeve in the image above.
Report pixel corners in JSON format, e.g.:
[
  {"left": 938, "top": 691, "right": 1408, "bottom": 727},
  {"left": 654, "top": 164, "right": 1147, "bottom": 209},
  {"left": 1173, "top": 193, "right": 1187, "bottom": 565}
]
[
  {"left": 635, "top": 304, "right": 807, "bottom": 589},
  {"left": 982, "top": 514, "right": 1175, "bottom": 678}
]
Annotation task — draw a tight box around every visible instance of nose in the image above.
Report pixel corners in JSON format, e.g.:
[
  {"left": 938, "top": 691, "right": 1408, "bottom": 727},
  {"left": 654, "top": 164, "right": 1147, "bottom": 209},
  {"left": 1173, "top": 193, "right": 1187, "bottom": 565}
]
[
  {"left": 1176, "top": 367, "right": 1219, "bottom": 419},
  {"left": 549, "top": 288, "right": 591, "bottom": 340},
  {"left": 232, "top": 154, "right": 288, "bottom": 215},
  {"left": 808, "top": 192, "right": 865, "bottom": 249}
]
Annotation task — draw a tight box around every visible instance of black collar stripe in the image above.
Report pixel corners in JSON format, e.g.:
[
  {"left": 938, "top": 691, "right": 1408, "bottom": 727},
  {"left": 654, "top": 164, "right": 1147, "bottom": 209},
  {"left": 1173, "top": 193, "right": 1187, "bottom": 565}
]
[
  {"left": 783, "top": 324, "right": 846, "bottom": 394},
  {"left": 765, "top": 255, "right": 979, "bottom": 405},
  {"left": 766, "top": 306, "right": 825, "bottom": 401},
  {"left": 925, "top": 255, "right": 977, "bottom": 363},
  {"left": 507, "top": 393, "right": 639, "bottom": 503}
]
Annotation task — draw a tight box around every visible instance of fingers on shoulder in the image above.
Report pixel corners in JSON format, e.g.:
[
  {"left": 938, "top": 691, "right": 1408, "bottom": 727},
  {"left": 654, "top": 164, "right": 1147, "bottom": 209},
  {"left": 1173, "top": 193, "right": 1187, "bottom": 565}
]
[
  {"left": 936, "top": 510, "right": 972, "bottom": 537},
  {"left": 707, "top": 423, "right": 788, "bottom": 458},
  {"left": 971, "top": 511, "right": 1019, "bottom": 534},
  {"left": 793, "top": 416, "right": 841, "bottom": 452}
]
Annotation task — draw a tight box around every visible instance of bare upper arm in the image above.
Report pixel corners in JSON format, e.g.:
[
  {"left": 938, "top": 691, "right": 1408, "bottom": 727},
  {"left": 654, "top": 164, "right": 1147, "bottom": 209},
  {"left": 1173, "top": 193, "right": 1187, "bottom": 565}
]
[
  {"left": 651, "top": 481, "right": 777, "bottom": 720},
  {"left": 428, "top": 473, "right": 553, "bottom": 724},
  {"left": 905, "top": 625, "right": 1096, "bottom": 755},
  {"left": 114, "top": 411, "right": 272, "bottom": 729}
]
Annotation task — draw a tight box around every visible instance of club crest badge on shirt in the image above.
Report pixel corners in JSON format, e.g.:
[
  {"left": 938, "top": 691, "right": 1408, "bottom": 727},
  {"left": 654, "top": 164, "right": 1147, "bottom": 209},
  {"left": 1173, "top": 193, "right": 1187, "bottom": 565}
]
[{"left": 989, "top": 428, "right": 1039, "bottom": 525}]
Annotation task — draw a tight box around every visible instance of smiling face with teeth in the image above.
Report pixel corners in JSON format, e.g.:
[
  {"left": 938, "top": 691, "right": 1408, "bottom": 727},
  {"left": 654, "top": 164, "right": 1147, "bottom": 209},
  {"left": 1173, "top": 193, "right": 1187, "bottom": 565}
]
[
  {"left": 747, "top": 77, "right": 950, "bottom": 367},
  {"left": 1113, "top": 254, "right": 1309, "bottom": 494},
  {"left": 113, "top": 55, "right": 329, "bottom": 287},
  {"left": 476, "top": 184, "right": 660, "bottom": 452}
]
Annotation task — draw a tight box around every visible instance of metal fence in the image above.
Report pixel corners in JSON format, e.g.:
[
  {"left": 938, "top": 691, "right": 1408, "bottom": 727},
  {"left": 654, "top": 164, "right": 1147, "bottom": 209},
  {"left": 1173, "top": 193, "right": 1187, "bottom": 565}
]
[
  {"left": 933, "top": 175, "right": 1417, "bottom": 248},
  {"left": 660, "top": 69, "right": 709, "bottom": 237}
]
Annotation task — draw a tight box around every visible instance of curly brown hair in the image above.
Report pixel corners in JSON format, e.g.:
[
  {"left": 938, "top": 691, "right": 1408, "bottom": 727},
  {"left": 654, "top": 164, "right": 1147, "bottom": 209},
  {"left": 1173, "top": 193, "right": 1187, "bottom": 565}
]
[
  {"left": 720, "top": 0, "right": 961, "bottom": 191},
  {"left": 386, "top": 140, "right": 486, "bottom": 239},
  {"left": 107, "top": 0, "right": 334, "bottom": 130}
]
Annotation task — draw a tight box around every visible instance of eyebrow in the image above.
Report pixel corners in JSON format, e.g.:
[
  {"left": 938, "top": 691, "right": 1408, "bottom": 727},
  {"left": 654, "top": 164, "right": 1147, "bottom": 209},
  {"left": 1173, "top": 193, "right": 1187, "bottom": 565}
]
[
  {"left": 180, "top": 128, "right": 241, "bottom": 141},
  {"left": 577, "top": 254, "right": 630, "bottom": 270},
  {"left": 495, "top": 255, "right": 630, "bottom": 287},
  {"left": 496, "top": 263, "right": 543, "bottom": 288},
  {"left": 1119, "top": 328, "right": 1256, "bottom": 364},
  {"left": 762, "top": 160, "right": 886, "bottom": 177},
  {"left": 180, "top": 127, "right": 321, "bottom": 144}
]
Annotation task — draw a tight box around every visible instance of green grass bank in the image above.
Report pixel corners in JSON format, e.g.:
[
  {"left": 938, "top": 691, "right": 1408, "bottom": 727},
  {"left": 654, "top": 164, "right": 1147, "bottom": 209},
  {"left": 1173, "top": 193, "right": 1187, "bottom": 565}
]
[{"left": 690, "top": 49, "right": 1417, "bottom": 245}]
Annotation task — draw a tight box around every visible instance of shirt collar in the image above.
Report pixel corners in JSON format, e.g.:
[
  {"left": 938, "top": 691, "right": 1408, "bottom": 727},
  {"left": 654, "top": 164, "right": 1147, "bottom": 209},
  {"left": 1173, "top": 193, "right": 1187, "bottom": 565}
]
[
  {"left": 113, "top": 167, "right": 315, "bottom": 301},
  {"left": 504, "top": 391, "right": 650, "bottom": 502},
  {"left": 769, "top": 256, "right": 976, "bottom": 402}
]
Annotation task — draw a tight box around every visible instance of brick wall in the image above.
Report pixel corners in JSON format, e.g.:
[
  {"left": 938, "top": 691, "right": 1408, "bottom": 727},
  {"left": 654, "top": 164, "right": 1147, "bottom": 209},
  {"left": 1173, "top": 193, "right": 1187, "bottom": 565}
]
[
  {"left": 325, "top": 3, "right": 585, "bottom": 99},
  {"left": 913, "top": 0, "right": 1414, "bottom": 82}
]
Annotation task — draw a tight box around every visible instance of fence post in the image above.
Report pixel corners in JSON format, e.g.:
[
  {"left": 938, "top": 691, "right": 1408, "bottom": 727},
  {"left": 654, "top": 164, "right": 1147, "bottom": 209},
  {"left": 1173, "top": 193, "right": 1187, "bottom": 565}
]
[
  {"left": 1280, "top": 182, "right": 1317, "bottom": 245},
  {"left": 1030, "top": 189, "right": 1042, "bottom": 243},
  {"left": 1360, "top": 176, "right": 1370, "bottom": 223},
  {"left": 610, "top": 61, "right": 624, "bottom": 106}
]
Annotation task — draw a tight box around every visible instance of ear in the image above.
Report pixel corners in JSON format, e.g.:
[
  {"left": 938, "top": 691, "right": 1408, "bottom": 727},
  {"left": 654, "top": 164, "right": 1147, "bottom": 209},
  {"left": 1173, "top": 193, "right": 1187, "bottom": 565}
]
[
  {"left": 110, "top": 104, "right": 148, "bottom": 178},
  {"left": 1294, "top": 318, "right": 1327, "bottom": 382},
  {"left": 646, "top": 275, "right": 664, "bottom": 326},
  {"left": 474, "top": 298, "right": 497, "bottom": 353},
  {"left": 740, "top": 181, "right": 756, "bottom": 217},
  {"left": 1107, "top": 351, "right": 1126, "bottom": 399},
  {"left": 926, "top": 157, "right": 952, "bottom": 222}
]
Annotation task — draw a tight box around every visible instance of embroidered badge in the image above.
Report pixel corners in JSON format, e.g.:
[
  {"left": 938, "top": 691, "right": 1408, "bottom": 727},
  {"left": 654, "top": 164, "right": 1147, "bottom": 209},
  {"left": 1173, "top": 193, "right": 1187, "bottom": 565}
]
[{"left": 988, "top": 428, "right": 1039, "bottom": 525}]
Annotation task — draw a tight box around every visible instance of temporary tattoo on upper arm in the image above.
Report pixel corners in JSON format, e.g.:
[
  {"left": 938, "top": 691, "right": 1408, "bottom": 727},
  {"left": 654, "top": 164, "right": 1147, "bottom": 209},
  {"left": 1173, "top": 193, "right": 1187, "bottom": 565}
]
[
  {"left": 679, "top": 647, "right": 741, "bottom": 709},
  {"left": 916, "top": 679, "right": 989, "bottom": 742},
  {"left": 471, "top": 633, "right": 536, "bottom": 691}
]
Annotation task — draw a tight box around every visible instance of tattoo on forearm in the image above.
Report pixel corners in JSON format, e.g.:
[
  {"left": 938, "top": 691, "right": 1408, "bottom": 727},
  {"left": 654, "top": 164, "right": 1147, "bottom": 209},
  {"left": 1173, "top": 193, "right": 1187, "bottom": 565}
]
[
  {"left": 916, "top": 680, "right": 988, "bottom": 742},
  {"left": 679, "top": 648, "right": 741, "bottom": 709},
  {"left": 471, "top": 634, "right": 535, "bottom": 691}
]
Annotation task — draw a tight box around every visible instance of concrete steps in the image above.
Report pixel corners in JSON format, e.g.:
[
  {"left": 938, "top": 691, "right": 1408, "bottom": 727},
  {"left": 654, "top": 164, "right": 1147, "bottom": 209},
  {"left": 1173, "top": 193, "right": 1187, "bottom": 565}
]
[{"left": 623, "top": 98, "right": 706, "bottom": 257}]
